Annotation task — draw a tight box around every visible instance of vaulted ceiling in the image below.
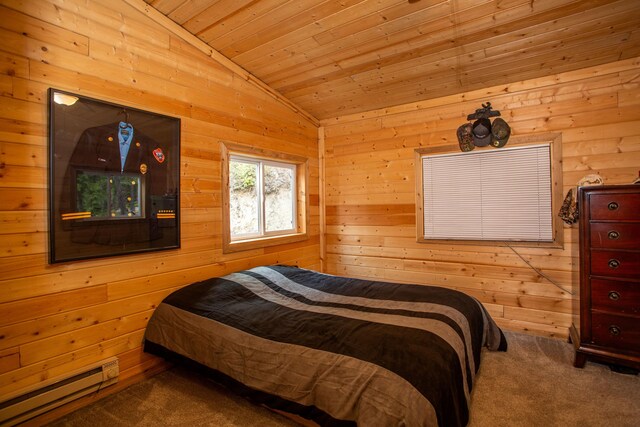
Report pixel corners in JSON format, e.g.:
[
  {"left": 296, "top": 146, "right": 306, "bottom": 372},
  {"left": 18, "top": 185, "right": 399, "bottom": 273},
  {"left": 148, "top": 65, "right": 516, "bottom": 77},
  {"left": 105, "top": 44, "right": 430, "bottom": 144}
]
[{"left": 143, "top": 0, "right": 640, "bottom": 120}]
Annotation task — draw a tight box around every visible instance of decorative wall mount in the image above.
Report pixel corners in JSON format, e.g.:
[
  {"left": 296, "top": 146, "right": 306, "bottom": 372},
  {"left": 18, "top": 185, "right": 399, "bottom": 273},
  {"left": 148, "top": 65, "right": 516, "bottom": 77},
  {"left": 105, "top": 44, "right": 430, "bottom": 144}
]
[
  {"left": 48, "top": 89, "right": 181, "bottom": 263},
  {"left": 457, "top": 102, "right": 511, "bottom": 152}
]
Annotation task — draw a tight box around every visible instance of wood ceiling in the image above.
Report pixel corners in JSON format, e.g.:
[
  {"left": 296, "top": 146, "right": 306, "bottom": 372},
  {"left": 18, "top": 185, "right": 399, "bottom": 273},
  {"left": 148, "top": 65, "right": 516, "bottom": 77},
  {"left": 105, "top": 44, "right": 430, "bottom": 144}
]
[{"left": 143, "top": 0, "right": 640, "bottom": 120}]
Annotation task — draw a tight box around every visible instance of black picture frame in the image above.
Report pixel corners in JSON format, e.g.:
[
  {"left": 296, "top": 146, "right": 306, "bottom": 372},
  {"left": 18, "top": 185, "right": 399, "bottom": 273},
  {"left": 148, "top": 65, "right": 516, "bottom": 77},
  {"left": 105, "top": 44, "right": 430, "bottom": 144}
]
[{"left": 48, "top": 88, "right": 180, "bottom": 263}]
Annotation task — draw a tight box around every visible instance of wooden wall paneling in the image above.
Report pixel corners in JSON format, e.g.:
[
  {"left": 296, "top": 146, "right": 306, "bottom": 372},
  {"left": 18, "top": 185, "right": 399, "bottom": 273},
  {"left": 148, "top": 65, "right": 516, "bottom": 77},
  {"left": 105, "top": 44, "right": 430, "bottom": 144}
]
[
  {"left": 328, "top": 253, "right": 573, "bottom": 286},
  {"left": 323, "top": 258, "right": 570, "bottom": 296},
  {"left": 324, "top": 243, "right": 576, "bottom": 277},
  {"left": 0, "top": 141, "right": 46, "bottom": 170},
  {"left": 0, "top": 188, "right": 46, "bottom": 213},
  {"left": 0, "top": 286, "right": 107, "bottom": 329},
  {"left": 0, "top": 348, "right": 20, "bottom": 375},
  {"left": 322, "top": 56, "right": 640, "bottom": 339},
  {"left": 0, "top": 74, "right": 12, "bottom": 95},
  {"left": 0, "top": 51, "right": 29, "bottom": 79},
  {"left": 318, "top": 126, "right": 326, "bottom": 270},
  {"left": 2, "top": 8, "right": 310, "bottom": 135},
  {"left": 320, "top": 78, "right": 638, "bottom": 149},
  {"left": 136, "top": 0, "right": 640, "bottom": 119},
  {"left": 0, "top": 288, "right": 174, "bottom": 352},
  {"left": 323, "top": 260, "right": 574, "bottom": 333},
  {"left": 0, "top": 233, "right": 47, "bottom": 258},
  {"left": 122, "top": 0, "right": 319, "bottom": 126},
  {"left": 326, "top": 250, "right": 576, "bottom": 301},
  {"left": 0, "top": 0, "right": 320, "bottom": 413},
  {"left": 320, "top": 60, "right": 640, "bottom": 127},
  {"left": 323, "top": 59, "right": 640, "bottom": 129},
  {"left": 0, "top": 246, "right": 231, "bottom": 302},
  {"left": 0, "top": 330, "right": 147, "bottom": 397},
  {"left": 19, "top": 310, "right": 153, "bottom": 365}
]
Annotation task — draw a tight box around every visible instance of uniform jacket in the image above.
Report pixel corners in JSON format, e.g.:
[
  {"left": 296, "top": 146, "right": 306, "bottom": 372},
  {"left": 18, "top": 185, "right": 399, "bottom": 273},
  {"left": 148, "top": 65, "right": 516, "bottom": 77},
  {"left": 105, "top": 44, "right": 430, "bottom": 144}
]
[{"left": 58, "top": 122, "right": 177, "bottom": 248}]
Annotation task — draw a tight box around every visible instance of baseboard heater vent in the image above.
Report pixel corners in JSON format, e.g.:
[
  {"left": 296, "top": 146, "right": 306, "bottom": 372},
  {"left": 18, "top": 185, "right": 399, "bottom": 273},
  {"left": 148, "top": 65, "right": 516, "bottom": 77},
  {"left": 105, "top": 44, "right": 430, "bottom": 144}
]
[{"left": 0, "top": 357, "right": 119, "bottom": 426}]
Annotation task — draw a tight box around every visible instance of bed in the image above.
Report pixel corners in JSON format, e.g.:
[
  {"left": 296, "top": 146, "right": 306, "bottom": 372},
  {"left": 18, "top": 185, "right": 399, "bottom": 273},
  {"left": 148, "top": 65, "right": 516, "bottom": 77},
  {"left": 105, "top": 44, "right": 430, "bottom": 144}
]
[{"left": 144, "top": 265, "right": 507, "bottom": 427}]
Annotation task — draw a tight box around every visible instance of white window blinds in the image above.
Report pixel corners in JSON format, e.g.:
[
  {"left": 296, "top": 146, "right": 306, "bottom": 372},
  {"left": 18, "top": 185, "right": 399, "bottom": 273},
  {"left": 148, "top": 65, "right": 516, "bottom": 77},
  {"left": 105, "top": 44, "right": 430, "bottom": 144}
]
[{"left": 422, "top": 144, "right": 553, "bottom": 242}]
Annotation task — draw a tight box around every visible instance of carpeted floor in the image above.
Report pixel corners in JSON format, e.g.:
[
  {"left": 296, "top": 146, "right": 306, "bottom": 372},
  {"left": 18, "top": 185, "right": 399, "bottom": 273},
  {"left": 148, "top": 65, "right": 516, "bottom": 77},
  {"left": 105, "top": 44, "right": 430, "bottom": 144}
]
[{"left": 49, "top": 331, "right": 640, "bottom": 427}]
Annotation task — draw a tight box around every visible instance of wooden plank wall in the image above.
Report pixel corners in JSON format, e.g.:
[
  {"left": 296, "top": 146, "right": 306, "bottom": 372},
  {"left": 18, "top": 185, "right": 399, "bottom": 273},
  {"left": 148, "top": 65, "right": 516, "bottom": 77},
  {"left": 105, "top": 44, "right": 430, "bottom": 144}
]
[
  {"left": 321, "top": 56, "right": 640, "bottom": 339},
  {"left": 0, "top": 0, "right": 319, "bottom": 411}
]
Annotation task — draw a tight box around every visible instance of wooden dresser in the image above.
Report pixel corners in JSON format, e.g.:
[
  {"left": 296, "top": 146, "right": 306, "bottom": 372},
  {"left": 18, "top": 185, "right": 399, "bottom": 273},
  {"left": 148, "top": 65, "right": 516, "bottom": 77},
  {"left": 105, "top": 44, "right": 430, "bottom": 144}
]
[{"left": 570, "top": 184, "right": 640, "bottom": 369}]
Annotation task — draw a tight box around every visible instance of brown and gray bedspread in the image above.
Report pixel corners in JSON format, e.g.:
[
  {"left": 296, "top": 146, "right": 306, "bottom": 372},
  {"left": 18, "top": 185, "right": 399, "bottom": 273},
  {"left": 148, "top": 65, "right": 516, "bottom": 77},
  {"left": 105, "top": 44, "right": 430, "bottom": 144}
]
[{"left": 144, "top": 265, "right": 507, "bottom": 427}]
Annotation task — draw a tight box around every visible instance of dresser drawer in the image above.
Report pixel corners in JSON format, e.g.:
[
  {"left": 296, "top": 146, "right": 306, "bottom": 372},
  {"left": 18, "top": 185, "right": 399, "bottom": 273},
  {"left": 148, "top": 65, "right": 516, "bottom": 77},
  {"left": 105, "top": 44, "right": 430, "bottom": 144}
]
[
  {"left": 591, "top": 312, "right": 640, "bottom": 352},
  {"left": 591, "top": 278, "right": 640, "bottom": 314},
  {"left": 590, "top": 223, "right": 640, "bottom": 249},
  {"left": 591, "top": 250, "right": 640, "bottom": 278},
  {"left": 589, "top": 193, "right": 640, "bottom": 220}
]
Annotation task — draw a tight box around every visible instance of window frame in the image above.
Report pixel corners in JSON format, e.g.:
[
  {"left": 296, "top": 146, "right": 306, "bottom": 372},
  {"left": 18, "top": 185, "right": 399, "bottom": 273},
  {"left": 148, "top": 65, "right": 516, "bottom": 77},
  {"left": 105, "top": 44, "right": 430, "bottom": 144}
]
[
  {"left": 221, "top": 141, "right": 309, "bottom": 253},
  {"left": 228, "top": 154, "right": 297, "bottom": 240},
  {"left": 414, "top": 133, "right": 564, "bottom": 248}
]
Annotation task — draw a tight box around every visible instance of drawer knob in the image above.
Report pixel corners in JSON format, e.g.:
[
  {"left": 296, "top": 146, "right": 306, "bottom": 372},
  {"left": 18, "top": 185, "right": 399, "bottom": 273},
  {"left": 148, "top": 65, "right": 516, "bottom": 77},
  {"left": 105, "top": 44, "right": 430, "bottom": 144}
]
[
  {"left": 607, "top": 201, "right": 619, "bottom": 210},
  {"left": 609, "top": 325, "right": 621, "bottom": 336},
  {"left": 608, "top": 291, "right": 620, "bottom": 301},
  {"left": 608, "top": 259, "right": 620, "bottom": 269},
  {"left": 607, "top": 230, "right": 620, "bottom": 240}
]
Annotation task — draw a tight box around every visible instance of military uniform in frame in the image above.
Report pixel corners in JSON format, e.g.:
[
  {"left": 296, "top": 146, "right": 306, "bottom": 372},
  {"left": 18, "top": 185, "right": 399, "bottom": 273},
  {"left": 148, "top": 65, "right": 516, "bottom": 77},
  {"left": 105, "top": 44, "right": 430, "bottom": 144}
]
[{"left": 58, "top": 121, "right": 177, "bottom": 256}]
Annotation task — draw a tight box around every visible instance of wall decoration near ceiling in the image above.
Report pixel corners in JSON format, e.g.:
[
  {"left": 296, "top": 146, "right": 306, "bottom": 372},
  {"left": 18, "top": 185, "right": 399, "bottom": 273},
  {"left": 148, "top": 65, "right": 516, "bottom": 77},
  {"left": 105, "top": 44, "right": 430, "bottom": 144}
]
[
  {"left": 48, "top": 89, "right": 181, "bottom": 263},
  {"left": 457, "top": 102, "right": 511, "bottom": 152}
]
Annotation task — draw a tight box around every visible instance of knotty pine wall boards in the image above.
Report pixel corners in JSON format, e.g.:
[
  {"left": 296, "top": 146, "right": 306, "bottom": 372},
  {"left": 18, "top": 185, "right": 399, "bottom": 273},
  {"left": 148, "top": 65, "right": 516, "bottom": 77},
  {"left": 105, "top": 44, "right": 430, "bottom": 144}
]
[
  {"left": 320, "top": 56, "right": 640, "bottom": 339},
  {"left": 0, "top": 0, "right": 319, "bottom": 420},
  {"left": 1, "top": 0, "right": 640, "bottom": 423}
]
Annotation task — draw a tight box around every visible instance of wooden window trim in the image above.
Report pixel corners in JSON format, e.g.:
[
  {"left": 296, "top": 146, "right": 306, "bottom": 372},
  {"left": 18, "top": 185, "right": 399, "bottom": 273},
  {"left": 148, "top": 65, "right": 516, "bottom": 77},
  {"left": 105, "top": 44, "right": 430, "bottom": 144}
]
[
  {"left": 221, "top": 141, "right": 309, "bottom": 253},
  {"left": 414, "top": 132, "right": 564, "bottom": 249}
]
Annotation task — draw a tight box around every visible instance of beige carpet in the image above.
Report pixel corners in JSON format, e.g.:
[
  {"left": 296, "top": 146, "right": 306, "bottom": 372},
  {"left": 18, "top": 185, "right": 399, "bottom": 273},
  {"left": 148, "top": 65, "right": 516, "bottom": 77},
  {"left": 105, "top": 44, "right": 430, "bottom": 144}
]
[{"left": 49, "top": 332, "right": 640, "bottom": 427}]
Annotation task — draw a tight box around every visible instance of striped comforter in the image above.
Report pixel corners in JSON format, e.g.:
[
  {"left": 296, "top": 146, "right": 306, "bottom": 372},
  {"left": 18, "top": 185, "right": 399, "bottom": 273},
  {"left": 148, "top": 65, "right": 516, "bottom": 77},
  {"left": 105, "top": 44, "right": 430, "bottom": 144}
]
[{"left": 144, "top": 265, "right": 507, "bottom": 426}]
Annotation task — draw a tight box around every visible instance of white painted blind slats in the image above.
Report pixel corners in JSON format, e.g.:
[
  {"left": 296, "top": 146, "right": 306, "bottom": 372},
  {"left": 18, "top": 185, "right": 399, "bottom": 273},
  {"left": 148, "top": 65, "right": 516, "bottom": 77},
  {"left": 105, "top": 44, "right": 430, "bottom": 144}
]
[{"left": 422, "top": 144, "right": 553, "bottom": 241}]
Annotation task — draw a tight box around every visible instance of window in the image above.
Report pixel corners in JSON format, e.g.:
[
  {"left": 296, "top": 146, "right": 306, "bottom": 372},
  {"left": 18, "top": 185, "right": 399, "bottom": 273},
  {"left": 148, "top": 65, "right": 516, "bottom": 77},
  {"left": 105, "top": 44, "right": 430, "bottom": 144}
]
[
  {"left": 69, "top": 170, "right": 143, "bottom": 220},
  {"left": 415, "top": 134, "right": 563, "bottom": 247},
  {"left": 221, "top": 142, "right": 308, "bottom": 253},
  {"left": 229, "top": 156, "right": 296, "bottom": 238}
]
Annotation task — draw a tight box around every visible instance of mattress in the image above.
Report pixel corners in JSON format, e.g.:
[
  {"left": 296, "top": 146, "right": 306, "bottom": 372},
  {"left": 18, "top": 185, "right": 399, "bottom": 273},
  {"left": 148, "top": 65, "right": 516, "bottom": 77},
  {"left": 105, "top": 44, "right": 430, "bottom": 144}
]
[{"left": 144, "top": 265, "right": 507, "bottom": 426}]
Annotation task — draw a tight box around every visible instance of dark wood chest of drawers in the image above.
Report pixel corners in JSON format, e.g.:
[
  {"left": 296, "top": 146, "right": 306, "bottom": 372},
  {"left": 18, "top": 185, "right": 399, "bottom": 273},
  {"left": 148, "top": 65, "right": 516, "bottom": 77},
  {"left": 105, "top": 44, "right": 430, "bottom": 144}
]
[{"left": 570, "top": 185, "right": 640, "bottom": 369}]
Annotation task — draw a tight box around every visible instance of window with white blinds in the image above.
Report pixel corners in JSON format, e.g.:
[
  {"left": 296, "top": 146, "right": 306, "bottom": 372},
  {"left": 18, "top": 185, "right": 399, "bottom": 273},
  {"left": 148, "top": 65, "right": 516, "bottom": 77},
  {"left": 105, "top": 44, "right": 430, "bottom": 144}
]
[{"left": 421, "top": 144, "right": 553, "bottom": 242}]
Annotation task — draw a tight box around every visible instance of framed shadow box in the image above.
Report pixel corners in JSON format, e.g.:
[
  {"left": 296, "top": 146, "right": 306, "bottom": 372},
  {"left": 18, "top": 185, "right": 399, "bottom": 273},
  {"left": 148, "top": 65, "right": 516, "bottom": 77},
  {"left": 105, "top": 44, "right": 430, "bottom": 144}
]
[{"left": 48, "top": 88, "right": 180, "bottom": 263}]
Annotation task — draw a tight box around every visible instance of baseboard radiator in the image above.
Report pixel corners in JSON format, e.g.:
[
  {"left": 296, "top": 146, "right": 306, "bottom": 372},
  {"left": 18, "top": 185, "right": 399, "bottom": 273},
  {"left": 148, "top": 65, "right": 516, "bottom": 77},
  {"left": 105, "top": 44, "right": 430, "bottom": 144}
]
[{"left": 0, "top": 357, "right": 119, "bottom": 426}]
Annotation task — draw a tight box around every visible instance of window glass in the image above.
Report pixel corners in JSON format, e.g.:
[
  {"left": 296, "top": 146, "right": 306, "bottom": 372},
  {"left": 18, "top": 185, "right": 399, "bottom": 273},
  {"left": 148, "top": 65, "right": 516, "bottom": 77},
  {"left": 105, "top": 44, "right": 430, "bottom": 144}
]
[
  {"left": 229, "top": 159, "right": 260, "bottom": 236},
  {"left": 229, "top": 156, "right": 296, "bottom": 240},
  {"left": 75, "top": 170, "right": 142, "bottom": 219},
  {"left": 264, "top": 163, "right": 295, "bottom": 233},
  {"left": 222, "top": 142, "right": 308, "bottom": 253}
]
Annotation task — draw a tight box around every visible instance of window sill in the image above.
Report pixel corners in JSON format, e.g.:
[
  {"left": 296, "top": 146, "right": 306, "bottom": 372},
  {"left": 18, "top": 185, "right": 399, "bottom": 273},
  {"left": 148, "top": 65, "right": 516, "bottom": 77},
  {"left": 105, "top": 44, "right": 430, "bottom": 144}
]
[
  {"left": 223, "top": 232, "right": 308, "bottom": 253},
  {"left": 416, "top": 236, "right": 563, "bottom": 249}
]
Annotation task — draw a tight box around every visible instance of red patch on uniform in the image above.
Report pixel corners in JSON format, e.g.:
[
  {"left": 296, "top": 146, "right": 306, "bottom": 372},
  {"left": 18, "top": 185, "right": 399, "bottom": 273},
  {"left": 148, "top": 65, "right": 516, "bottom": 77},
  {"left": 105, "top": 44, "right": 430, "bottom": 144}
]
[{"left": 153, "top": 147, "right": 165, "bottom": 163}]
